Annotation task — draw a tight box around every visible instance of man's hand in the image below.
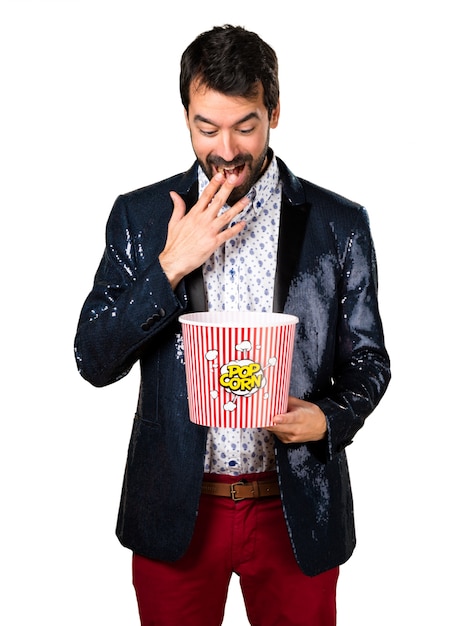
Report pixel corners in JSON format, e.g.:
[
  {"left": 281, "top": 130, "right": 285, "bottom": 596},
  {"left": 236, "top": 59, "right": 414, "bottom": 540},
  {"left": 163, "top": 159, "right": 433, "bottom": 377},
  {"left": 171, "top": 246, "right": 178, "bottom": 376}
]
[
  {"left": 159, "top": 171, "right": 249, "bottom": 289},
  {"left": 266, "top": 396, "right": 328, "bottom": 444}
]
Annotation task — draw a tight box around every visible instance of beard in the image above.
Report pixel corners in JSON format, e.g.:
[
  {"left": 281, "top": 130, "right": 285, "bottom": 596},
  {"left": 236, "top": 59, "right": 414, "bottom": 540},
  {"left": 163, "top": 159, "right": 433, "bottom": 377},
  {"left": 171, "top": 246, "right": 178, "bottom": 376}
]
[{"left": 198, "top": 135, "right": 270, "bottom": 205}]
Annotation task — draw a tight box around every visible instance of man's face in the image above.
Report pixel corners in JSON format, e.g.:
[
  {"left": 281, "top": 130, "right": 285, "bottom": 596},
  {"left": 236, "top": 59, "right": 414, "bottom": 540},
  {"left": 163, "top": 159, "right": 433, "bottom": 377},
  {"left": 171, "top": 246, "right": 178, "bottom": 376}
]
[{"left": 185, "top": 80, "right": 280, "bottom": 204}]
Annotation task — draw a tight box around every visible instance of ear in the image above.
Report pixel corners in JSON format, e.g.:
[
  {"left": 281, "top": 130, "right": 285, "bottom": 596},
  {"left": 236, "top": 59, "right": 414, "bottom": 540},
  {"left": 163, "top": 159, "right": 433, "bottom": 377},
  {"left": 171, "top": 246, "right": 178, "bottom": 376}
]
[
  {"left": 269, "top": 101, "right": 280, "bottom": 129},
  {"left": 184, "top": 107, "right": 190, "bottom": 129}
]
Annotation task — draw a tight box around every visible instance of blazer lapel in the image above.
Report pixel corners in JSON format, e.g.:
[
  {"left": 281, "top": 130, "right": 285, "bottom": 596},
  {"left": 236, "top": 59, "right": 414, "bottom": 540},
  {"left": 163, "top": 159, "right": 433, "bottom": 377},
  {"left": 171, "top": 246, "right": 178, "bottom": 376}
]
[
  {"left": 273, "top": 200, "right": 310, "bottom": 312},
  {"left": 182, "top": 183, "right": 207, "bottom": 312},
  {"left": 186, "top": 267, "right": 206, "bottom": 312}
]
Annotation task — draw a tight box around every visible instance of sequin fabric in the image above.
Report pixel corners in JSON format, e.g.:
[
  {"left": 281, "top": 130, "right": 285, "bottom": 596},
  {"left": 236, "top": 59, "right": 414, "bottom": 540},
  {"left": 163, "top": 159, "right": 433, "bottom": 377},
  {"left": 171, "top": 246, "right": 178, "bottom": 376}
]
[{"left": 198, "top": 157, "right": 282, "bottom": 475}]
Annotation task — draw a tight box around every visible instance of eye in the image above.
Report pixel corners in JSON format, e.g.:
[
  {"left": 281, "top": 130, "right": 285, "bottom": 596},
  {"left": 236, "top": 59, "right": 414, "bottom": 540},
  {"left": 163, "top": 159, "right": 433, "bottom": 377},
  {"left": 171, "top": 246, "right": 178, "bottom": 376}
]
[
  {"left": 199, "top": 128, "right": 218, "bottom": 137},
  {"left": 238, "top": 127, "right": 254, "bottom": 135}
]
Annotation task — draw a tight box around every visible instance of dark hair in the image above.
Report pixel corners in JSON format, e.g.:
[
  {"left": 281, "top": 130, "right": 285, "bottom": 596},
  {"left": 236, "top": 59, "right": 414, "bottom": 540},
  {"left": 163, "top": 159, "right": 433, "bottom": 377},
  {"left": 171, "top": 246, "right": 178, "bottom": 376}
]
[{"left": 180, "top": 25, "right": 279, "bottom": 118}]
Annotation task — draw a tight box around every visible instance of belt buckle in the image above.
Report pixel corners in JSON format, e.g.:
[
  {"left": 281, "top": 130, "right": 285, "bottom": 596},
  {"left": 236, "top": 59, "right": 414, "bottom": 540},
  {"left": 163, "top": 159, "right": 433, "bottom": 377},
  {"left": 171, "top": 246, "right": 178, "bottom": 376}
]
[{"left": 230, "top": 480, "right": 246, "bottom": 501}]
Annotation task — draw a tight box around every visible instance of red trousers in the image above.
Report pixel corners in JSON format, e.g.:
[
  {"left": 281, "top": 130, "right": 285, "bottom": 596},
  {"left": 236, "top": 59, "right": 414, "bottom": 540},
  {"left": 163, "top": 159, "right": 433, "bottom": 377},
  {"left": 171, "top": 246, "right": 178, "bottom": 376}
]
[{"left": 133, "top": 473, "right": 339, "bottom": 626}]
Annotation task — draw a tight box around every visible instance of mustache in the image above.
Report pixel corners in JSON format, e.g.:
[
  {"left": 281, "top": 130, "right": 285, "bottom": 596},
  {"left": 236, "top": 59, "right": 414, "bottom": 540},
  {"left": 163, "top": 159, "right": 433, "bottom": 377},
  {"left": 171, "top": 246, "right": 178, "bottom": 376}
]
[{"left": 207, "top": 154, "right": 252, "bottom": 168}]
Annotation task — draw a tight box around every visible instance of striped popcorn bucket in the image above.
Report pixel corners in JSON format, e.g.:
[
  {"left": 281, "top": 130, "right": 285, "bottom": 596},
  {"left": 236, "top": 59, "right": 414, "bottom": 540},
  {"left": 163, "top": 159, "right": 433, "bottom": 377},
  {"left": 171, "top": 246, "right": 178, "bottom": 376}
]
[{"left": 179, "top": 312, "right": 298, "bottom": 428}]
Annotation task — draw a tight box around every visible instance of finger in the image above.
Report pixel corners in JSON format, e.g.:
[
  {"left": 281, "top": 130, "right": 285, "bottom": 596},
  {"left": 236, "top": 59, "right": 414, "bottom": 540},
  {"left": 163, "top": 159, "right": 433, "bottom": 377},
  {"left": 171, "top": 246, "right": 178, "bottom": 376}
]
[
  {"left": 211, "top": 173, "right": 244, "bottom": 209},
  {"left": 216, "top": 197, "right": 250, "bottom": 229},
  {"left": 269, "top": 412, "right": 287, "bottom": 426},
  {"left": 197, "top": 172, "right": 226, "bottom": 211},
  {"left": 168, "top": 191, "right": 186, "bottom": 223},
  {"left": 264, "top": 426, "right": 294, "bottom": 445},
  {"left": 200, "top": 172, "right": 245, "bottom": 214},
  {"left": 214, "top": 219, "right": 246, "bottom": 248}
]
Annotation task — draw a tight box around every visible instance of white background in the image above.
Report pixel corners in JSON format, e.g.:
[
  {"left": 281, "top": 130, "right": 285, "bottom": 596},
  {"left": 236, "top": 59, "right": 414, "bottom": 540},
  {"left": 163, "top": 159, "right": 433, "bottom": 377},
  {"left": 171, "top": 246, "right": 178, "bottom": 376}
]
[{"left": 1, "top": 0, "right": 453, "bottom": 624}]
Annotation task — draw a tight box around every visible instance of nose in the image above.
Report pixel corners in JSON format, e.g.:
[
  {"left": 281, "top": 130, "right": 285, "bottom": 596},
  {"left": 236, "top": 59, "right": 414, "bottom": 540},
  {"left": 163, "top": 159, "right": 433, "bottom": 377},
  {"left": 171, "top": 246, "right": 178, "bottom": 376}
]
[{"left": 216, "top": 131, "right": 238, "bottom": 163}]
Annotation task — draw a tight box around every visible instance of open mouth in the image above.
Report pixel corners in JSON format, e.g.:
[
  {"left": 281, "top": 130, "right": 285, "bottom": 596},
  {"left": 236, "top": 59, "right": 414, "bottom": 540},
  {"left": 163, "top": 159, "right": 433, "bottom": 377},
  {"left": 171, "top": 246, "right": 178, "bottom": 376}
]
[{"left": 216, "top": 164, "right": 245, "bottom": 177}]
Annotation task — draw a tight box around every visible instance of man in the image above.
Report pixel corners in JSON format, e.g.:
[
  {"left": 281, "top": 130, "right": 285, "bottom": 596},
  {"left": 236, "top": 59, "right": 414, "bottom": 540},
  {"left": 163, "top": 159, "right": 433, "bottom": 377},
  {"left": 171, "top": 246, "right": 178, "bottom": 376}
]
[{"left": 75, "top": 25, "right": 391, "bottom": 626}]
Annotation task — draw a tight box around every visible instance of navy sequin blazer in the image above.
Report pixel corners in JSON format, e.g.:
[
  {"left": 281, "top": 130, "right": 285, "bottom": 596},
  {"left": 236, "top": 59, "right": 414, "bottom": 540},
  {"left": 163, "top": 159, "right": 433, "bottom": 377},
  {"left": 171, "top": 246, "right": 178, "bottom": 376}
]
[{"left": 75, "top": 155, "right": 391, "bottom": 576}]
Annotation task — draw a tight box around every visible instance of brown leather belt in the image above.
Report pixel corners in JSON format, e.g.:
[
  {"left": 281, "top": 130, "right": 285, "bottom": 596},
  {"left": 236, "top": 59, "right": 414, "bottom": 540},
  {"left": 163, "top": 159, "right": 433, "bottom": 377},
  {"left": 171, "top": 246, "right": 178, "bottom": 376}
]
[{"left": 201, "top": 477, "right": 280, "bottom": 502}]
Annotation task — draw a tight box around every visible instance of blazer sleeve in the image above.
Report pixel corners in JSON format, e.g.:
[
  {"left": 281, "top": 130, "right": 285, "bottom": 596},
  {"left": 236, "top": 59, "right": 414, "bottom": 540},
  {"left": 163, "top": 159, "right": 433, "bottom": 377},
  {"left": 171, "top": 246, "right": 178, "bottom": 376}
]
[
  {"left": 314, "top": 207, "right": 391, "bottom": 459},
  {"left": 74, "top": 194, "right": 187, "bottom": 387}
]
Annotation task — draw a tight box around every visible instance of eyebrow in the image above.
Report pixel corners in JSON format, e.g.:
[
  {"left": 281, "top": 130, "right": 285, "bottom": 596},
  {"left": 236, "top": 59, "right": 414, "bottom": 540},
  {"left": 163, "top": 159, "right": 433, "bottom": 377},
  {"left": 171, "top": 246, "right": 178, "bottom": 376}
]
[{"left": 192, "top": 112, "right": 260, "bottom": 127}]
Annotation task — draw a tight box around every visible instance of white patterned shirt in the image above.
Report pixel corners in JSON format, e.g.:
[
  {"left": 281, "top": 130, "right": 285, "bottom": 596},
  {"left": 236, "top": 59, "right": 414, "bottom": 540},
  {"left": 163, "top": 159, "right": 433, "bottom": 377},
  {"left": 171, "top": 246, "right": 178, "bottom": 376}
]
[{"left": 198, "top": 155, "right": 282, "bottom": 475}]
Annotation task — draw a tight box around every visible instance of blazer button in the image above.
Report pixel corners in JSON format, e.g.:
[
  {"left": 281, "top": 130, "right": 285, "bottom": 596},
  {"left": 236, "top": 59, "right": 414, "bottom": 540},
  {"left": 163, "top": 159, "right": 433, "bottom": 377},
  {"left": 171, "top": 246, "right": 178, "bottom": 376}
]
[
  {"left": 141, "top": 309, "right": 165, "bottom": 331},
  {"left": 141, "top": 308, "right": 166, "bottom": 331},
  {"left": 141, "top": 317, "right": 154, "bottom": 331}
]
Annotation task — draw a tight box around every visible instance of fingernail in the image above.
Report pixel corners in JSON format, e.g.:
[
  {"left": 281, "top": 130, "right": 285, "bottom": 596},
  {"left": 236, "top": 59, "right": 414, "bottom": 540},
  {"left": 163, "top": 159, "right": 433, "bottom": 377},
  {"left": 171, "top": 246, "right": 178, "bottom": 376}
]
[
  {"left": 214, "top": 172, "right": 224, "bottom": 182},
  {"left": 227, "top": 174, "right": 237, "bottom": 183}
]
